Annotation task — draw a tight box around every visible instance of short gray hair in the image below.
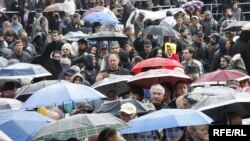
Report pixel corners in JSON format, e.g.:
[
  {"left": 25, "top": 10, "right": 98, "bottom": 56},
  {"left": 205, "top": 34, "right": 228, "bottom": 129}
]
[
  {"left": 60, "top": 58, "right": 71, "bottom": 66},
  {"left": 150, "top": 84, "right": 165, "bottom": 94}
]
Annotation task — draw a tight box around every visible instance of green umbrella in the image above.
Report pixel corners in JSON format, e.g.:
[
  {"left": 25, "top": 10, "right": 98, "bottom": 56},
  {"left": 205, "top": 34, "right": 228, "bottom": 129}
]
[{"left": 34, "top": 113, "right": 128, "bottom": 140}]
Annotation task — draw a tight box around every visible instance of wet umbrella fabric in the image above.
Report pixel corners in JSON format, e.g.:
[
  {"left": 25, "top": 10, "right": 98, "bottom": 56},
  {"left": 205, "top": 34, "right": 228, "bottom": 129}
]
[
  {"left": 143, "top": 25, "right": 180, "bottom": 37},
  {"left": 131, "top": 58, "right": 183, "bottom": 74},
  {"left": 87, "top": 31, "right": 128, "bottom": 41},
  {"left": 0, "top": 110, "right": 53, "bottom": 141},
  {"left": 15, "top": 80, "right": 60, "bottom": 102},
  {"left": 192, "top": 92, "right": 250, "bottom": 121},
  {"left": 0, "top": 57, "right": 8, "bottom": 68},
  {"left": 83, "top": 12, "right": 119, "bottom": 25},
  {"left": 21, "top": 81, "right": 106, "bottom": 110},
  {"left": 91, "top": 75, "right": 133, "bottom": 96},
  {"left": 0, "top": 63, "right": 51, "bottom": 79},
  {"left": 96, "top": 99, "right": 149, "bottom": 116},
  {"left": 119, "top": 109, "right": 213, "bottom": 134},
  {"left": 35, "top": 113, "right": 128, "bottom": 140},
  {"left": 224, "top": 21, "right": 250, "bottom": 31},
  {"left": 0, "top": 98, "right": 23, "bottom": 112},
  {"left": 181, "top": 0, "right": 204, "bottom": 13},
  {"left": 191, "top": 70, "right": 250, "bottom": 87},
  {"left": 128, "top": 69, "right": 191, "bottom": 89}
]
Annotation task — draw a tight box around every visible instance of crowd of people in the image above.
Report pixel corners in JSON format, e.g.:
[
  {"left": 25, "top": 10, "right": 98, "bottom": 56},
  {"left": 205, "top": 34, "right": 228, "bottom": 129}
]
[{"left": 0, "top": 0, "right": 250, "bottom": 141}]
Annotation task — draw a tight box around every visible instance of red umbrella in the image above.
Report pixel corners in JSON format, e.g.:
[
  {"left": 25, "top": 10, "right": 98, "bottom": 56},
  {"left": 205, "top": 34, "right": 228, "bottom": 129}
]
[
  {"left": 128, "top": 69, "right": 192, "bottom": 89},
  {"left": 131, "top": 58, "right": 183, "bottom": 74},
  {"left": 191, "top": 70, "right": 250, "bottom": 87}
]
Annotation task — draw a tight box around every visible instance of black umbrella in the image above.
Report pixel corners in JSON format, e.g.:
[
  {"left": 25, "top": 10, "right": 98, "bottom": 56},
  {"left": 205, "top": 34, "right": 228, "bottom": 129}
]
[
  {"left": 143, "top": 25, "right": 180, "bottom": 37},
  {"left": 224, "top": 21, "right": 250, "bottom": 31},
  {"left": 15, "top": 80, "right": 60, "bottom": 102},
  {"left": 95, "top": 99, "right": 149, "bottom": 116},
  {"left": 87, "top": 31, "right": 128, "bottom": 41}
]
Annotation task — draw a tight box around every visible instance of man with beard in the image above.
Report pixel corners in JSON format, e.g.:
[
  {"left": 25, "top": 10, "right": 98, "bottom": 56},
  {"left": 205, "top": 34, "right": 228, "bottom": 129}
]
[{"left": 207, "top": 33, "right": 221, "bottom": 66}]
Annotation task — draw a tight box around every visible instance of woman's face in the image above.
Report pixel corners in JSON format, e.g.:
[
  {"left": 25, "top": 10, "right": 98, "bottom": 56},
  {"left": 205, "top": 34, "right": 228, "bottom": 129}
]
[
  {"left": 73, "top": 76, "right": 82, "bottom": 84},
  {"left": 92, "top": 57, "right": 97, "bottom": 67},
  {"left": 125, "top": 44, "right": 132, "bottom": 52},
  {"left": 192, "top": 19, "right": 198, "bottom": 25},
  {"left": 156, "top": 49, "right": 163, "bottom": 57},
  {"left": 166, "top": 128, "right": 184, "bottom": 141},
  {"left": 134, "top": 131, "right": 158, "bottom": 141},
  {"left": 90, "top": 46, "right": 97, "bottom": 55},
  {"left": 62, "top": 47, "right": 70, "bottom": 55},
  {"left": 191, "top": 125, "right": 209, "bottom": 141}
]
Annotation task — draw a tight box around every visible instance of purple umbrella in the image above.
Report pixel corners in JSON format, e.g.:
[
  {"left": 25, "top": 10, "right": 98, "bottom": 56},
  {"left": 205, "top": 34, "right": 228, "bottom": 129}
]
[{"left": 181, "top": 0, "right": 204, "bottom": 14}]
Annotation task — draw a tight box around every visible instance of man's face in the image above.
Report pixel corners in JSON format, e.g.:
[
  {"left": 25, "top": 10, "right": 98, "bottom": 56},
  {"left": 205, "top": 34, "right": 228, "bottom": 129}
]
[
  {"left": 224, "top": 41, "right": 231, "bottom": 50},
  {"left": 120, "top": 112, "right": 135, "bottom": 122},
  {"left": 144, "top": 45, "right": 152, "bottom": 54},
  {"left": 151, "top": 87, "right": 164, "bottom": 105},
  {"left": 194, "top": 35, "right": 204, "bottom": 43},
  {"left": 220, "top": 57, "right": 228, "bottom": 69},
  {"left": 14, "top": 43, "right": 23, "bottom": 55},
  {"left": 110, "top": 45, "right": 120, "bottom": 53},
  {"left": 52, "top": 33, "right": 59, "bottom": 41},
  {"left": 182, "top": 49, "right": 192, "bottom": 60},
  {"left": 176, "top": 18, "right": 182, "bottom": 25},
  {"left": 176, "top": 83, "right": 188, "bottom": 97},
  {"left": 108, "top": 55, "right": 119, "bottom": 70},
  {"left": 53, "top": 53, "right": 61, "bottom": 61},
  {"left": 205, "top": 14, "right": 212, "bottom": 20}
]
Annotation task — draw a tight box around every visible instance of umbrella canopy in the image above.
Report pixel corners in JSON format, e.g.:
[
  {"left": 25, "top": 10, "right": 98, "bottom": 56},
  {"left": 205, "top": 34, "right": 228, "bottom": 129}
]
[
  {"left": 91, "top": 75, "right": 133, "bottom": 96},
  {"left": 143, "top": 25, "right": 180, "bottom": 37},
  {"left": 82, "top": 12, "right": 119, "bottom": 25},
  {"left": 0, "top": 63, "right": 52, "bottom": 79},
  {"left": 83, "top": 6, "right": 116, "bottom": 18},
  {"left": 15, "top": 80, "right": 60, "bottom": 102},
  {"left": 191, "top": 70, "right": 250, "bottom": 87},
  {"left": 192, "top": 92, "right": 250, "bottom": 121},
  {"left": 181, "top": 0, "right": 204, "bottom": 13},
  {"left": 43, "top": 0, "right": 76, "bottom": 15},
  {"left": 63, "top": 31, "right": 88, "bottom": 42},
  {"left": 0, "top": 130, "right": 12, "bottom": 141},
  {"left": 224, "top": 21, "right": 250, "bottom": 31},
  {"left": 87, "top": 31, "right": 128, "bottom": 41},
  {"left": 131, "top": 58, "right": 184, "bottom": 74},
  {"left": 0, "top": 98, "right": 23, "bottom": 112},
  {"left": 96, "top": 99, "right": 149, "bottom": 116},
  {"left": 128, "top": 69, "right": 191, "bottom": 89},
  {"left": 35, "top": 113, "right": 128, "bottom": 140},
  {"left": 0, "top": 56, "right": 8, "bottom": 68},
  {"left": 189, "top": 86, "right": 237, "bottom": 96},
  {"left": 119, "top": 109, "right": 213, "bottom": 134},
  {"left": 0, "top": 110, "right": 53, "bottom": 141},
  {"left": 21, "top": 81, "right": 106, "bottom": 110}
]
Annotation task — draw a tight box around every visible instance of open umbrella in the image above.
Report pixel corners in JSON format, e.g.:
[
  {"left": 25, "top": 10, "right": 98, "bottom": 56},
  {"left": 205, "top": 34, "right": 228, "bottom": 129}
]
[
  {"left": 21, "top": 81, "right": 106, "bottom": 110},
  {"left": 0, "top": 130, "right": 12, "bottom": 141},
  {"left": 83, "top": 6, "right": 116, "bottom": 18},
  {"left": 223, "top": 21, "right": 250, "bottom": 31},
  {"left": 0, "top": 98, "right": 23, "bottom": 112},
  {"left": 192, "top": 92, "right": 250, "bottom": 121},
  {"left": 91, "top": 75, "right": 133, "bottom": 96},
  {"left": 63, "top": 31, "right": 88, "bottom": 42},
  {"left": 87, "top": 31, "right": 128, "bottom": 41},
  {"left": 35, "top": 113, "right": 128, "bottom": 140},
  {"left": 82, "top": 12, "right": 119, "bottom": 25},
  {"left": 128, "top": 69, "right": 191, "bottom": 89},
  {"left": 43, "top": 0, "right": 76, "bottom": 15},
  {"left": 131, "top": 58, "right": 184, "bottom": 74},
  {"left": 188, "top": 86, "right": 237, "bottom": 96},
  {"left": 143, "top": 25, "right": 180, "bottom": 37},
  {"left": 0, "top": 110, "right": 53, "bottom": 141},
  {"left": 181, "top": 0, "right": 204, "bottom": 14},
  {"left": 191, "top": 70, "right": 250, "bottom": 87},
  {"left": 119, "top": 109, "right": 213, "bottom": 134},
  {"left": 15, "top": 80, "right": 60, "bottom": 102},
  {"left": 0, "top": 57, "right": 8, "bottom": 68},
  {"left": 96, "top": 99, "right": 149, "bottom": 116},
  {"left": 0, "top": 63, "right": 52, "bottom": 79}
]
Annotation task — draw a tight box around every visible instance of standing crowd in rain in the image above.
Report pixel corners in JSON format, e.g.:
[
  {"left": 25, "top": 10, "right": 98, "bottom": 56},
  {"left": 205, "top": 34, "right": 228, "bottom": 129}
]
[{"left": 1, "top": 0, "right": 250, "bottom": 141}]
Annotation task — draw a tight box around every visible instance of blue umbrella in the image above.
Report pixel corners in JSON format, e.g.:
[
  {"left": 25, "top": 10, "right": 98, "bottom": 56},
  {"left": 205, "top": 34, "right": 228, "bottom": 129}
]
[
  {"left": 0, "top": 110, "right": 53, "bottom": 141},
  {"left": 0, "top": 63, "right": 51, "bottom": 79},
  {"left": 21, "top": 81, "right": 106, "bottom": 110},
  {"left": 82, "top": 12, "right": 119, "bottom": 25},
  {"left": 119, "top": 109, "right": 213, "bottom": 134}
]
